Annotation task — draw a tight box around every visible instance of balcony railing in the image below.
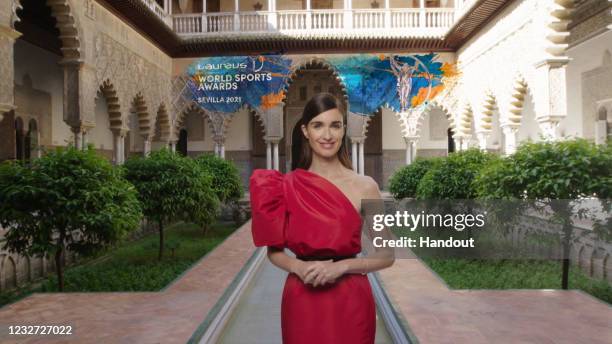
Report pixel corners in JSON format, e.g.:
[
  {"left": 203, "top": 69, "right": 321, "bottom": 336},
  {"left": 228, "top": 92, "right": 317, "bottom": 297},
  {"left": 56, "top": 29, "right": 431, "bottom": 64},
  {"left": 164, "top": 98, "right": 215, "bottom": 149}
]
[
  {"left": 139, "top": 0, "right": 173, "bottom": 26},
  {"left": 173, "top": 8, "right": 456, "bottom": 36},
  {"left": 137, "top": 0, "right": 478, "bottom": 37}
]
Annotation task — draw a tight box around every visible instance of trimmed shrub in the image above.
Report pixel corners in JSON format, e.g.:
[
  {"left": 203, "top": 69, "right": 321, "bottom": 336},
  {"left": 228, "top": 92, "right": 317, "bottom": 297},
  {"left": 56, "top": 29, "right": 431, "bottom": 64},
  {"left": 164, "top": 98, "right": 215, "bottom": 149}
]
[
  {"left": 416, "top": 149, "right": 497, "bottom": 199},
  {"left": 194, "top": 154, "right": 244, "bottom": 203},
  {"left": 123, "top": 149, "right": 219, "bottom": 259},
  {"left": 388, "top": 157, "right": 441, "bottom": 199},
  {"left": 0, "top": 146, "right": 142, "bottom": 291}
]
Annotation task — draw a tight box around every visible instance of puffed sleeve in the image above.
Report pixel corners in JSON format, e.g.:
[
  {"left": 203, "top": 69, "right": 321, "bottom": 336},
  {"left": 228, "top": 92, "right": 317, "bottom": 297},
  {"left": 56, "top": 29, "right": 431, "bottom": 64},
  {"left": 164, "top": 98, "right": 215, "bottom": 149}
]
[{"left": 249, "top": 169, "right": 286, "bottom": 248}]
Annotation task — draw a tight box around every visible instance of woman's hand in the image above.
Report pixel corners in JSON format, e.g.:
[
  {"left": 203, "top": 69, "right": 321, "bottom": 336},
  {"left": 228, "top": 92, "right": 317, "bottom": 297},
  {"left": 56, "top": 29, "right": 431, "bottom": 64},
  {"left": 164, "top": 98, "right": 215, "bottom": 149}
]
[
  {"left": 303, "top": 260, "right": 347, "bottom": 287},
  {"left": 290, "top": 259, "right": 314, "bottom": 283}
]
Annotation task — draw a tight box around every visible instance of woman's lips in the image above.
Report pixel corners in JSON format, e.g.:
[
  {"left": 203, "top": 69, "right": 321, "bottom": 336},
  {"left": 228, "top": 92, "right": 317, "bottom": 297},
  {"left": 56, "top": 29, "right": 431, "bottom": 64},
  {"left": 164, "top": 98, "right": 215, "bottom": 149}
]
[{"left": 319, "top": 142, "right": 335, "bottom": 149}]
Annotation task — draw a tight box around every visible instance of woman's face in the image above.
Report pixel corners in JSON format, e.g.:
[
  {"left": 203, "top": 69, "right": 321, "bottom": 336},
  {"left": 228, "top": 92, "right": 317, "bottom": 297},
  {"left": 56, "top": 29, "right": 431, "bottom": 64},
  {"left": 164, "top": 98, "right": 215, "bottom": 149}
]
[{"left": 301, "top": 108, "right": 345, "bottom": 159}]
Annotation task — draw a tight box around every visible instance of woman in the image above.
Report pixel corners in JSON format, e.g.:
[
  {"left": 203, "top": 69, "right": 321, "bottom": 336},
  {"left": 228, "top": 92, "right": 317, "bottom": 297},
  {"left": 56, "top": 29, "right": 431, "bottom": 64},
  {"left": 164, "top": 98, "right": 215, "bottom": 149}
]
[{"left": 249, "top": 93, "right": 395, "bottom": 344}]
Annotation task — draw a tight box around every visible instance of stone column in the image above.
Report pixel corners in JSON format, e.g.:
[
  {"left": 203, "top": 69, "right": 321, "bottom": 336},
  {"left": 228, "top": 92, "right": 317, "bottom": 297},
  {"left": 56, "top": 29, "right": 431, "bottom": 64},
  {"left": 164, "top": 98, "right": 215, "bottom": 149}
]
[
  {"left": 350, "top": 138, "right": 358, "bottom": 171},
  {"left": 358, "top": 139, "right": 365, "bottom": 176},
  {"left": 266, "top": 140, "right": 272, "bottom": 169},
  {"left": 112, "top": 129, "right": 128, "bottom": 164},
  {"left": 60, "top": 61, "right": 96, "bottom": 143},
  {"left": 501, "top": 124, "right": 519, "bottom": 155},
  {"left": 169, "top": 140, "right": 177, "bottom": 153},
  {"left": 143, "top": 138, "right": 151, "bottom": 156},
  {"left": 272, "top": 138, "right": 280, "bottom": 171},
  {"left": 404, "top": 136, "right": 418, "bottom": 165},
  {"left": 0, "top": 25, "right": 21, "bottom": 122},
  {"left": 476, "top": 131, "right": 489, "bottom": 151}
]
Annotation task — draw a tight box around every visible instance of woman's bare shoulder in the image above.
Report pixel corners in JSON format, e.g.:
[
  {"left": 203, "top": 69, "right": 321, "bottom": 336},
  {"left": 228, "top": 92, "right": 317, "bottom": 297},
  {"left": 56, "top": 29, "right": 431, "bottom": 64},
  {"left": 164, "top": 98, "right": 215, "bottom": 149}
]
[{"left": 345, "top": 170, "right": 380, "bottom": 198}]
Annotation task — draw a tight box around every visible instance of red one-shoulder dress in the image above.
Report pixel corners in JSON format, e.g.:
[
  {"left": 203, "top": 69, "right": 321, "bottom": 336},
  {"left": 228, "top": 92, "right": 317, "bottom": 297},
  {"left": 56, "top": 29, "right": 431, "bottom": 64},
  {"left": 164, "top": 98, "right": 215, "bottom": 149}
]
[{"left": 249, "top": 168, "right": 375, "bottom": 344}]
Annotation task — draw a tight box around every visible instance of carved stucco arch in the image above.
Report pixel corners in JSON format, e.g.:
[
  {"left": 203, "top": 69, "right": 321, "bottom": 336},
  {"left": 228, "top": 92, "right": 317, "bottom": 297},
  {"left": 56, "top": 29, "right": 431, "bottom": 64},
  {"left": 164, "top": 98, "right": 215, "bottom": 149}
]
[
  {"left": 99, "top": 79, "right": 124, "bottom": 132},
  {"left": 414, "top": 103, "right": 454, "bottom": 139},
  {"left": 13, "top": 0, "right": 83, "bottom": 61},
  {"left": 457, "top": 103, "right": 474, "bottom": 138},
  {"left": 281, "top": 57, "right": 349, "bottom": 105},
  {"left": 474, "top": 89, "right": 498, "bottom": 133},
  {"left": 153, "top": 103, "right": 171, "bottom": 143},
  {"left": 132, "top": 92, "right": 152, "bottom": 140}
]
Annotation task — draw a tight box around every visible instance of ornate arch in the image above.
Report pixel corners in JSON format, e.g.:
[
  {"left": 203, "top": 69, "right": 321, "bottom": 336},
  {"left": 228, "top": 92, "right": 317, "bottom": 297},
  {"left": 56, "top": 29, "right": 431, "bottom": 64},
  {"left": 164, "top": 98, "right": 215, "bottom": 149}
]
[
  {"left": 477, "top": 92, "right": 497, "bottom": 133},
  {"left": 13, "top": 0, "right": 82, "bottom": 61},
  {"left": 99, "top": 79, "right": 123, "bottom": 132},
  {"left": 506, "top": 75, "right": 529, "bottom": 127},
  {"left": 457, "top": 104, "right": 474, "bottom": 138},
  {"left": 281, "top": 57, "right": 349, "bottom": 105},
  {"left": 153, "top": 103, "right": 171, "bottom": 142},
  {"left": 132, "top": 92, "right": 152, "bottom": 139}
]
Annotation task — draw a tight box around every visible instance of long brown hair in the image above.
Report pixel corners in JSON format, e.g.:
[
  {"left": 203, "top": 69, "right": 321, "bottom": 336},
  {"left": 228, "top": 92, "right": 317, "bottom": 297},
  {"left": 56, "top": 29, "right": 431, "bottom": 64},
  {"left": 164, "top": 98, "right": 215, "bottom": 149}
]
[{"left": 291, "top": 93, "right": 353, "bottom": 171}]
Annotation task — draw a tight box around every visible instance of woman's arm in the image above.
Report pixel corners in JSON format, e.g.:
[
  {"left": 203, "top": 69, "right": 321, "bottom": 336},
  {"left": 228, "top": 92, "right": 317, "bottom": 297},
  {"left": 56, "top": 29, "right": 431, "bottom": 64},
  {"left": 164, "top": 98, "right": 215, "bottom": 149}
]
[{"left": 267, "top": 246, "right": 314, "bottom": 282}]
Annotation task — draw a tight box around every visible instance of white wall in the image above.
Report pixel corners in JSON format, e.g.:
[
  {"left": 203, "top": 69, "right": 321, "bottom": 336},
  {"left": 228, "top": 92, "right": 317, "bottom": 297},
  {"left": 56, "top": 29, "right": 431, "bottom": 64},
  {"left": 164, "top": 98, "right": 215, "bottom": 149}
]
[
  {"left": 565, "top": 30, "right": 612, "bottom": 140},
  {"left": 418, "top": 107, "right": 448, "bottom": 150},
  {"left": 381, "top": 107, "right": 404, "bottom": 149},
  {"left": 90, "top": 96, "right": 114, "bottom": 151},
  {"left": 13, "top": 40, "right": 71, "bottom": 147}
]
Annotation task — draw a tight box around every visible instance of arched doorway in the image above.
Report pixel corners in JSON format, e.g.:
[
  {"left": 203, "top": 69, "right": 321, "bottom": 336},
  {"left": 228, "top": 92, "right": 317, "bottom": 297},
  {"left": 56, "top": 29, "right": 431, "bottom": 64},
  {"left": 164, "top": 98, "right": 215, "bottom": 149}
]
[
  {"left": 15, "top": 117, "right": 25, "bottom": 160},
  {"left": 178, "top": 129, "right": 188, "bottom": 156},
  {"left": 447, "top": 128, "right": 455, "bottom": 153},
  {"left": 363, "top": 109, "right": 383, "bottom": 187}
]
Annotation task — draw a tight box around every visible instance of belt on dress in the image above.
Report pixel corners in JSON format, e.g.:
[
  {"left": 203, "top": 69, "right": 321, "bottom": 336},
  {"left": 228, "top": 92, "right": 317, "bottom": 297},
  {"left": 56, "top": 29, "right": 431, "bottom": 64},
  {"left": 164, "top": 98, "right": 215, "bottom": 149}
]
[{"left": 296, "top": 254, "right": 356, "bottom": 262}]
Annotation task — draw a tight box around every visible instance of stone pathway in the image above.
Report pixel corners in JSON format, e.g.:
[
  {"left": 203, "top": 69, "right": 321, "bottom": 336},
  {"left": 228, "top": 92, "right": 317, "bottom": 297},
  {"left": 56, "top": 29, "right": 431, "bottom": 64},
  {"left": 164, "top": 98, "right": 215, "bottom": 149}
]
[
  {"left": 378, "top": 258, "right": 612, "bottom": 343},
  {"left": 0, "top": 220, "right": 610, "bottom": 343},
  {"left": 0, "top": 223, "right": 256, "bottom": 344}
]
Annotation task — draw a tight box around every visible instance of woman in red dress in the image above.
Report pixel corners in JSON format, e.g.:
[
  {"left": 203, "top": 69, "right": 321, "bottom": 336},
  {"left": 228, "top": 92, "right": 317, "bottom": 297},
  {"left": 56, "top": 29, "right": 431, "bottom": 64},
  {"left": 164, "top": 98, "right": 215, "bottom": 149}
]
[{"left": 250, "top": 93, "right": 395, "bottom": 344}]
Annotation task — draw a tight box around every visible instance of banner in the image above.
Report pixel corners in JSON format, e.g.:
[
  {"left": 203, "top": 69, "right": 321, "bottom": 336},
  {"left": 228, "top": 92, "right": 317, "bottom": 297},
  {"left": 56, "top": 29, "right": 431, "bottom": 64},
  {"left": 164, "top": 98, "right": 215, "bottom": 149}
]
[{"left": 186, "top": 53, "right": 456, "bottom": 116}]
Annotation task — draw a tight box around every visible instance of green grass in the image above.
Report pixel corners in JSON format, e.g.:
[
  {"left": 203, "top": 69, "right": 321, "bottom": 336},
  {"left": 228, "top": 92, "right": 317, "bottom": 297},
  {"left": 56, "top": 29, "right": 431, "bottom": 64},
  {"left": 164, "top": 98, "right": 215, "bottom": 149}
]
[
  {"left": 423, "top": 258, "right": 612, "bottom": 304},
  {"left": 0, "top": 221, "right": 238, "bottom": 306}
]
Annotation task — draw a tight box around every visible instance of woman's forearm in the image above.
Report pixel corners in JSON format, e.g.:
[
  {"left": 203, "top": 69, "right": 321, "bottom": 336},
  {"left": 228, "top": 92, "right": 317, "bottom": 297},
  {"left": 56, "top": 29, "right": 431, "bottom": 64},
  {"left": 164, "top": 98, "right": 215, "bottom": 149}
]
[{"left": 266, "top": 247, "right": 302, "bottom": 274}]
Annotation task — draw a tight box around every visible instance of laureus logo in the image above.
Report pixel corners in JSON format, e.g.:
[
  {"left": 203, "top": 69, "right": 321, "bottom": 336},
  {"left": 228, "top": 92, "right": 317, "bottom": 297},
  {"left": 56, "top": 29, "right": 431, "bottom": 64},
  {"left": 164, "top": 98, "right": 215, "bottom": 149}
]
[{"left": 199, "top": 62, "right": 248, "bottom": 70}]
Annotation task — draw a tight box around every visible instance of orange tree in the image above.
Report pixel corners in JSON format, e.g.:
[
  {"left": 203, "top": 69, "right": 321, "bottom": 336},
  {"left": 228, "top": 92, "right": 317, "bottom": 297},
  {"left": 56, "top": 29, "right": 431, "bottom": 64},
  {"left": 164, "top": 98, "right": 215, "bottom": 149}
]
[
  {"left": 476, "top": 139, "right": 611, "bottom": 289},
  {"left": 0, "top": 147, "right": 142, "bottom": 291},
  {"left": 123, "top": 149, "right": 219, "bottom": 260}
]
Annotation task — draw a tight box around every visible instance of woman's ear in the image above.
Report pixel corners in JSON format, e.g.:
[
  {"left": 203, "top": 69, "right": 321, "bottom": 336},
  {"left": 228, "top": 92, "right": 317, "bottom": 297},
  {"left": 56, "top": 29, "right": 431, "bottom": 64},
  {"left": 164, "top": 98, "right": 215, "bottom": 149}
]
[{"left": 301, "top": 124, "right": 309, "bottom": 140}]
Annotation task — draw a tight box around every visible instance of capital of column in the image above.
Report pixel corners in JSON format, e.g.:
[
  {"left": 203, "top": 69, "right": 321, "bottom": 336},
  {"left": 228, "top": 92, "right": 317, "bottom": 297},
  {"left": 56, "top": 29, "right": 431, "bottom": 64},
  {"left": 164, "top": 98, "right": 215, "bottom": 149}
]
[
  {"left": 403, "top": 135, "right": 419, "bottom": 144},
  {"left": 536, "top": 116, "right": 562, "bottom": 141},
  {"left": 264, "top": 137, "right": 281, "bottom": 144},
  {"left": 349, "top": 136, "right": 365, "bottom": 144},
  {"left": 500, "top": 123, "right": 519, "bottom": 134},
  {"left": 111, "top": 128, "right": 129, "bottom": 138}
]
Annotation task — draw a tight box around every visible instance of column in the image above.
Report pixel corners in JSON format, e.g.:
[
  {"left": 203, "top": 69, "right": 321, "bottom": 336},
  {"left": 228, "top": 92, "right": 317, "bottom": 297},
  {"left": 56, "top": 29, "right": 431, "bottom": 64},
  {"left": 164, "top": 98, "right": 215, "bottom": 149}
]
[
  {"left": 0, "top": 26, "right": 22, "bottom": 122},
  {"left": 404, "top": 137, "right": 418, "bottom": 165},
  {"left": 358, "top": 140, "right": 364, "bottom": 176},
  {"left": 419, "top": 0, "right": 426, "bottom": 28},
  {"left": 234, "top": 0, "right": 240, "bottom": 31},
  {"left": 202, "top": 0, "right": 208, "bottom": 32},
  {"left": 220, "top": 143, "right": 225, "bottom": 159},
  {"left": 72, "top": 127, "right": 83, "bottom": 150},
  {"left": 306, "top": 0, "right": 312, "bottom": 29},
  {"left": 169, "top": 140, "right": 177, "bottom": 153},
  {"left": 272, "top": 138, "right": 280, "bottom": 171},
  {"left": 384, "top": 0, "right": 390, "bottom": 28},
  {"left": 343, "top": 0, "right": 353, "bottom": 29},
  {"left": 267, "top": 0, "right": 276, "bottom": 29},
  {"left": 143, "top": 138, "right": 151, "bottom": 156},
  {"left": 351, "top": 138, "right": 358, "bottom": 171},
  {"left": 266, "top": 140, "right": 272, "bottom": 169},
  {"left": 476, "top": 132, "right": 489, "bottom": 151},
  {"left": 112, "top": 130, "right": 124, "bottom": 164},
  {"left": 501, "top": 125, "right": 518, "bottom": 155}
]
